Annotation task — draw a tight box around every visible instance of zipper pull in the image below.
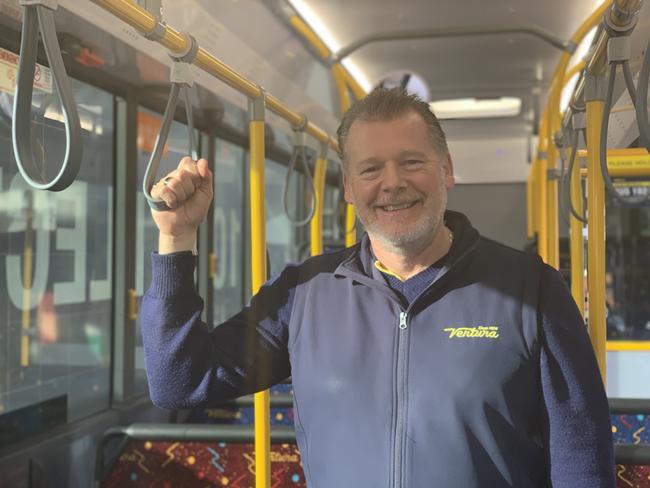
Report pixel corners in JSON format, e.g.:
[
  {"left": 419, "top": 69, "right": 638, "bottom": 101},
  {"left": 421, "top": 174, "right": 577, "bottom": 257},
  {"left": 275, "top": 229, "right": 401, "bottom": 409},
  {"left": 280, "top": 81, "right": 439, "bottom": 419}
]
[{"left": 399, "top": 312, "right": 408, "bottom": 330}]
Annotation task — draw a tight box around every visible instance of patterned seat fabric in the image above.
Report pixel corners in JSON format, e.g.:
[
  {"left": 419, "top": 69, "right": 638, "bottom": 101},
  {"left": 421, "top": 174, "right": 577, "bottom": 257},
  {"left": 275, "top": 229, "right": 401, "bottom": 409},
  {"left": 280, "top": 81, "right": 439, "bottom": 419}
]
[{"left": 102, "top": 440, "right": 306, "bottom": 487}]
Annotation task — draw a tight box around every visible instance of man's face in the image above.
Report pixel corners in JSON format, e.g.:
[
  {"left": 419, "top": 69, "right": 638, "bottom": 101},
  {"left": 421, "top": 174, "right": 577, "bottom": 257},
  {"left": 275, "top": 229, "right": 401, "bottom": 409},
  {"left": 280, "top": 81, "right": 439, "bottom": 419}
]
[{"left": 343, "top": 111, "right": 455, "bottom": 252}]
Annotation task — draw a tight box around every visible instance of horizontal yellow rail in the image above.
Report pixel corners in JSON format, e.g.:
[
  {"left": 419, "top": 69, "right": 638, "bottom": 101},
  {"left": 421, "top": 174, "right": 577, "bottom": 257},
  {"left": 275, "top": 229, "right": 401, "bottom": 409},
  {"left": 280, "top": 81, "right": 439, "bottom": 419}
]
[
  {"left": 580, "top": 167, "right": 650, "bottom": 178},
  {"left": 577, "top": 148, "right": 650, "bottom": 178},
  {"left": 289, "top": 15, "right": 330, "bottom": 60},
  {"left": 607, "top": 341, "right": 650, "bottom": 352},
  {"left": 288, "top": 13, "right": 365, "bottom": 101},
  {"left": 90, "top": 0, "right": 339, "bottom": 151}
]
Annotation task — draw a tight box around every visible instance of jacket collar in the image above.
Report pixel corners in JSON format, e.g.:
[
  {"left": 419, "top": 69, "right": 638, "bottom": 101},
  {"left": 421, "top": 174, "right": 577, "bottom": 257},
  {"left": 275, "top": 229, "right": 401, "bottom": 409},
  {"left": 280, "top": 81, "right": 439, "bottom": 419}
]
[{"left": 335, "top": 209, "right": 480, "bottom": 283}]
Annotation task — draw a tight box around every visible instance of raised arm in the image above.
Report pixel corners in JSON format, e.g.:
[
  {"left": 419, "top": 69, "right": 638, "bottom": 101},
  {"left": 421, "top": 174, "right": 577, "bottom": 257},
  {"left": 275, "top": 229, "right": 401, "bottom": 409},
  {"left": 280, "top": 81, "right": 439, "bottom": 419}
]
[{"left": 140, "top": 157, "right": 293, "bottom": 410}]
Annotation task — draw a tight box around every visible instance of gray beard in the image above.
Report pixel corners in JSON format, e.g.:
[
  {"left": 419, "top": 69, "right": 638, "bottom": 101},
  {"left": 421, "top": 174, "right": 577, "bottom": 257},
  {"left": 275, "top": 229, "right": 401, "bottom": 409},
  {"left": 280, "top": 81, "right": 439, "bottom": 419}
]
[
  {"left": 362, "top": 193, "right": 447, "bottom": 257},
  {"left": 363, "top": 208, "right": 446, "bottom": 257}
]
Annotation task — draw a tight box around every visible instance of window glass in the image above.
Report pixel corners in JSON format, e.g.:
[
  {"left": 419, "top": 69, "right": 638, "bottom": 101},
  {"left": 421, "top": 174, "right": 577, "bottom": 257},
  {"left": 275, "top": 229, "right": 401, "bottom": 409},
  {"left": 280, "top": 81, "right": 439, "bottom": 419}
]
[
  {"left": 0, "top": 77, "right": 114, "bottom": 444},
  {"left": 323, "top": 183, "right": 342, "bottom": 246},
  {"left": 265, "top": 159, "right": 302, "bottom": 276},
  {"left": 304, "top": 62, "right": 336, "bottom": 115},
  {"left": 605, "top": 203, "right": 650, "bottom": 340},
  {"left": 134, "top": 107, "right": 195, "bottom": 396},
  {"left": 212, "top": 139, "right": 245, "bottom": 324}
]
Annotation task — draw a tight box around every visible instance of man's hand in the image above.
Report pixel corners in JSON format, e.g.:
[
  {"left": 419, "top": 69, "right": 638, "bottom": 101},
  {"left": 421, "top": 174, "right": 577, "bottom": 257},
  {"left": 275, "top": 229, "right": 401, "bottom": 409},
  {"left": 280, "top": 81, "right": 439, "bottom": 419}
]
[{"left": 150, "top": 157, "right": 213, "bottom": 254}]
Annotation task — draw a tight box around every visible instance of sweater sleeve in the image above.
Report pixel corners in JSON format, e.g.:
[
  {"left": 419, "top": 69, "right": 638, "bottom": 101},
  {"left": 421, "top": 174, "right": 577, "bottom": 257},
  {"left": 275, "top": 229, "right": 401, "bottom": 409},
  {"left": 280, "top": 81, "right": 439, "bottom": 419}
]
[
  {"left": 538, "top": 264, "right": 615, "bottom": 487},
  {"left": 140, "top": 251, "right": 295, "bottom": 410}
]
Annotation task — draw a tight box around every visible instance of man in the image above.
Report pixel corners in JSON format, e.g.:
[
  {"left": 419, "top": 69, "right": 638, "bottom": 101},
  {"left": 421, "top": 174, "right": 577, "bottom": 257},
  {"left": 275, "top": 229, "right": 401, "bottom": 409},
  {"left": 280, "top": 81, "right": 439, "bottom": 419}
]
[{"left": 141, "top": 88, "right": 615, "bottom": 487}]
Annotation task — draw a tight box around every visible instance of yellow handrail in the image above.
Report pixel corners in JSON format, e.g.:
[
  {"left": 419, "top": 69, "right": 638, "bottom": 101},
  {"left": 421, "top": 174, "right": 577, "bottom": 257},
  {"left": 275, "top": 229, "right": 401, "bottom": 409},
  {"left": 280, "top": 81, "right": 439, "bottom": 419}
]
[
  {"left": 85, "top": 3, "right": 347, "bottom": 486},
  {"left": 288, "top": 15, "right": 330, "bottom": 60},
  {"left": 331, "top": 62, "right": 358, "bottom": 248},
  {"left": 607, "top": 341, "right": 650, "bottom": 351},
  {"left": 577, "top": 148, "right": 650, "bottom": 177},
  {"left": 90, "top": 0, "right": 339, "bottom": 152},
  {"left": 21, "top": 225, "right": 33, "bottom": 367},
  {"left": 311, "top": 146, "right": 328, "bottom": 256},
  {"left": 278, "top": 12, "right": 365, "bottom": 247},
  {"left": 526, "top": 166, "right": 534, "bottom": 240},
  {"left": 536, "top": 109, "right": 549, "bottom": 263},
  {"left": 249, "top": 97, "right": 270, "bottom": 488},
  {"left": 287, "top": 13, "right": 364, "bottom": 101},
  {"left": 562, "top": 63, "right": 588, "bottom": 317},
  {"left": 586, "top": 95, "right": 607, "bottom": 383},
  {"left": 569, "top": 145, "right": 585, "bottom": 317},
  {"left": 547, "top": 125, "right": 560, "bottom": 270},
  {"left": 539, "top": 1, "right": 611, "bottom": 269},
  {"left": 579, "top": 166, "right": 650, "bottom": 177},
  {"left": 340, "top": 66, "right": 367, "bottom": 101},
  {"left": 331, "top": 64, "right": 352, "bottom": 115},
  {"left": 564, "top": 60, "right": 586, "bottom": 87}
]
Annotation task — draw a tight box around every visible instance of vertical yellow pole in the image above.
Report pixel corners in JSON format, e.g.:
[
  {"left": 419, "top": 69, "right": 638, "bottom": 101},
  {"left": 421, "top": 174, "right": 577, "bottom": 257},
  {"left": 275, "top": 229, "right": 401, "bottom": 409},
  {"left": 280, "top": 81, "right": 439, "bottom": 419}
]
[
  {"left": 537, "top": 156, "right": 548, "bottom": 262},
  {"left": 21, "top": 195, "right": 34, "bottom": 367},
  {"left": 331, "top": 64, "right": 351, "bottom": 116},
  {"left": 585, "top": 74, "right": 607, "bottom": 382},
  {"left": 249, "top": 93, "right": 270, "bottom": 488},
  {"left": 531, "top": 158, "right": 540, "bottom": 239},
  {"left": 546, "top": 51, "right": 570, "bottom": 270},
  {"left": 570, "top": 152, "right": 585, "bottom": 317},
  {"left": 340, "top": 66, "right": 367, "bottom": 101},
  {"left": 332, "top": 63, "right": 358, "bottom": 247},
  {"left": 311, "top": 143, "right": 328, "bottom": 257},
  {"left": 345, "top": 206, "right": 356, "bottom": 247},
  {"left": 536, "top": 0, "right": 610, "bottom": 268},
  {"left": 537, "top": 112, "right": 549, "bottom": 263},
  {"left": 526, "top": 167, "right": 534, "bottom": 240},
  {"left": 546, "top": 113, "right": 560, "bottom": 270}
]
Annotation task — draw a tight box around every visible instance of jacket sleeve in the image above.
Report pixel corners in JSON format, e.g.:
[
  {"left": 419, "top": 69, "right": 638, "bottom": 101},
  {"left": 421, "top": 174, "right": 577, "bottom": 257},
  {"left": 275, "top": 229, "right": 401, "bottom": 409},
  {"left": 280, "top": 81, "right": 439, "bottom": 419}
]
[
  {"left": 140, "top": 251, "right": 294, "bottom": 410},
  {"left": 538, "top": 264, "right": 615, "bottom": 487}
]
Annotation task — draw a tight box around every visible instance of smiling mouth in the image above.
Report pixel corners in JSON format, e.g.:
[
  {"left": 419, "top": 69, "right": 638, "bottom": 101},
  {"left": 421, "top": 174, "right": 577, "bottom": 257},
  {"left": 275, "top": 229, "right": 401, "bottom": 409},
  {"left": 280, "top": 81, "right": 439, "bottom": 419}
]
[{"left": 377, "top": 201, "right": 418, "bottom": 212}]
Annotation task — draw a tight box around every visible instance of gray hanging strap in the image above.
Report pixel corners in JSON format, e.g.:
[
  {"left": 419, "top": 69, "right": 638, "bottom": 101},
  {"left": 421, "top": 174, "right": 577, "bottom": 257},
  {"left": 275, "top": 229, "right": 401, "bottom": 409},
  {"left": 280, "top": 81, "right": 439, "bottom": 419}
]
[{"left": 12, "top": 0, "right": 83, "bottom": 191}]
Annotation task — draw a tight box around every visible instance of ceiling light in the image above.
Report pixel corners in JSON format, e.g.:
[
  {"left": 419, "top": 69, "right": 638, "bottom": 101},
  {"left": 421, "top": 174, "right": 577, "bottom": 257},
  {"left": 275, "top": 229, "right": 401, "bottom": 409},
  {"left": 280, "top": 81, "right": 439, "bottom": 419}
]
[
  {"left": 429, "top": 97, "right": 521, "bottom": 119},
  {"left": 560, "top": 72, "right": 580, "bottom": 113},
  {"left": 287, "top": 0, "right": 340, "bottom": 52},
  {"left": 341, "top": 59, "right": 372, "bottom": 94},
  {"left": 574, "top": 26, "right": 597, "bottom": 63},
  {"left": 559, "top": 27, "right": 597, "bottom": 113},
  {"left": 287, "top": 0, "right": 371, "bottom": 93}
]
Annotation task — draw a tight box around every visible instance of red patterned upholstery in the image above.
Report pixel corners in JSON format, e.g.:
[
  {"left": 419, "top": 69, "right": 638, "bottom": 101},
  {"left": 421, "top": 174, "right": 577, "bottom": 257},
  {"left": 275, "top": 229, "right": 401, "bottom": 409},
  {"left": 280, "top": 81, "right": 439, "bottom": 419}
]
[
  {"left": 617, "top": 464, "right": 650, "bottom": 487},
  {"left": 102, "top": 440, "right": 306, "bottom": 487}
]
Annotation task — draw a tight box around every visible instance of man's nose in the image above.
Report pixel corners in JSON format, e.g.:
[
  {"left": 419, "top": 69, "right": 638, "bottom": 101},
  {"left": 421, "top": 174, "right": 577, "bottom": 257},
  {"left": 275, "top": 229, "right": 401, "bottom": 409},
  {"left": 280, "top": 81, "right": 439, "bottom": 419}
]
[{"left": 381, "top": 162, "right": 406, "bottom": 191}]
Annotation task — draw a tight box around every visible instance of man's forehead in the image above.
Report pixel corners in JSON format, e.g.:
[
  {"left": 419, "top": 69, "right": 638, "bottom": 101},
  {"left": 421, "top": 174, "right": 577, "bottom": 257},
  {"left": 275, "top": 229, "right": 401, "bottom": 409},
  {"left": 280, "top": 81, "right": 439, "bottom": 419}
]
[
  {"left": 347, "top": 110, "right": 427, "bottom": 135},
  {"left": 346, "top": 111, "right": 434, "bottom": 158}
]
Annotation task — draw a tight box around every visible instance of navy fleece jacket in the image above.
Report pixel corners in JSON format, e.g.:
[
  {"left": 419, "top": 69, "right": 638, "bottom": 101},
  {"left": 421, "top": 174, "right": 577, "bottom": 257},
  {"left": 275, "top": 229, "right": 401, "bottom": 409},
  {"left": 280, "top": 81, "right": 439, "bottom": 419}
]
[{"left": 140, "top": 210, "right": 614, "bottom": 487}]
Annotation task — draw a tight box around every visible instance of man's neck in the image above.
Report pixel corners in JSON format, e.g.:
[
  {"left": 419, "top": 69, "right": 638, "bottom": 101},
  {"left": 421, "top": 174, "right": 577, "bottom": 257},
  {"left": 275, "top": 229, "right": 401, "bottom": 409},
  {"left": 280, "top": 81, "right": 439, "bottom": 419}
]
[{"left": 370, "top": 226, "right": 453, "bottom": 281}]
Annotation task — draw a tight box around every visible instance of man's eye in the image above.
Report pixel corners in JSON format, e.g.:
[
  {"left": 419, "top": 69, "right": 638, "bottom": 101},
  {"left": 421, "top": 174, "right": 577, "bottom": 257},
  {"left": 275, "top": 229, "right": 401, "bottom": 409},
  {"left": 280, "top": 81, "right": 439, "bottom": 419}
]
[
  {"left": 361, "top": 167, "right": 377, "bottom": 174},
  {"left": 405, "top": 159, "right": 423, "bottom": 165}
]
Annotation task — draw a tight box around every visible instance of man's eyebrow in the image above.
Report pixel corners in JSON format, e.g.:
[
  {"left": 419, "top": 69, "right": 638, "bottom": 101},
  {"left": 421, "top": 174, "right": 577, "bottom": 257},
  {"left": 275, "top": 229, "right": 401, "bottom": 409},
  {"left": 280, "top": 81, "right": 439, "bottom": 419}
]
[
  {"left": 396, "top": 150, "right": 428, "bottom": 160},
  {"left": 356, "top": 157, "right": 383, "bottom": 167},
  {"left": 354, "top": 151, "right": 431, "bottom": 167}
]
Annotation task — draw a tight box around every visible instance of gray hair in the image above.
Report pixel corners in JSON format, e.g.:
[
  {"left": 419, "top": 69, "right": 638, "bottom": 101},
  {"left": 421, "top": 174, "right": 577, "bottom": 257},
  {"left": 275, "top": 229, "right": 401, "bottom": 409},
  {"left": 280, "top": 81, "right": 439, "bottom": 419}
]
[{"left": 336, "top": 87, "right": 448, "bottom": 168}]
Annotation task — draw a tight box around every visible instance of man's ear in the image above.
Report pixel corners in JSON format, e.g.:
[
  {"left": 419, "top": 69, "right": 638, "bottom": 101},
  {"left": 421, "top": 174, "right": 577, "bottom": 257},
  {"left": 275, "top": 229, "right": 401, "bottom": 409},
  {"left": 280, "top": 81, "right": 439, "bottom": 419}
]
[
  {"left": 343, "top": 171, "right": 353, "bottom": 204},
  {"left": 443, "top": 154, "right": 455, "bottom": 189}
]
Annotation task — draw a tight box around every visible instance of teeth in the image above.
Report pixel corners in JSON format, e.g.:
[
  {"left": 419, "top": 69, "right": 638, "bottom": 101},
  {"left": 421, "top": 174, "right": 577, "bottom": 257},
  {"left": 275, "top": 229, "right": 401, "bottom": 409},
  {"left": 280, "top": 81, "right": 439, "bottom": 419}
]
[{"left": 382, "top": 202, "right": 414, "bottom": 211}]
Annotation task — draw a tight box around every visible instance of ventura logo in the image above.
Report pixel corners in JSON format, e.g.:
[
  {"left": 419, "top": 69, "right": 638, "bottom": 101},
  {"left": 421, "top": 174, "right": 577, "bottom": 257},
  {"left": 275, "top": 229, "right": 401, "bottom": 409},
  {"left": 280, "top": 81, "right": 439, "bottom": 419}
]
[{"left": 443, "top": 326, "right": 499, "bottom": 339}]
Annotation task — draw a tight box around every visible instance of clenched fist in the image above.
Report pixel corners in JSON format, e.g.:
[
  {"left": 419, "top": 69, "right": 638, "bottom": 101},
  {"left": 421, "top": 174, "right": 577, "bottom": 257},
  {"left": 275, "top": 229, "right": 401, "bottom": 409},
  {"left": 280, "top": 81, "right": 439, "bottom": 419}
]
[{"left": 150, "top": 157, "right": 213, "bottom": 253}]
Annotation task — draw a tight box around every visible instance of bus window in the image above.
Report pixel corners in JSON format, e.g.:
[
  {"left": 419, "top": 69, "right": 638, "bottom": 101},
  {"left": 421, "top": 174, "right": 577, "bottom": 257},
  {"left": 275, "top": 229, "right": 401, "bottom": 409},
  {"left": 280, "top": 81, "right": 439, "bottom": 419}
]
[
  {"left": 212, "top": 138, "right": 245, "bottom": 324},
  {"left": 0, "top": 79, "right": 114, "bottom": 444}
]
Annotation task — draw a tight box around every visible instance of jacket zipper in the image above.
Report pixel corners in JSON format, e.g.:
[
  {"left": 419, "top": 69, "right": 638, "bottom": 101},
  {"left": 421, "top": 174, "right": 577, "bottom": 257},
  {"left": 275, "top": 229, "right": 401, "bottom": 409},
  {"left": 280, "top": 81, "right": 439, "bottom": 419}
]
[{"left": 393, "top": 311, "right": 409, "bottom": 488}]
